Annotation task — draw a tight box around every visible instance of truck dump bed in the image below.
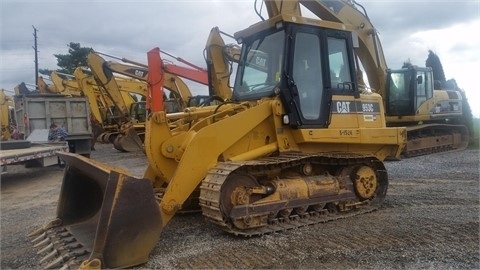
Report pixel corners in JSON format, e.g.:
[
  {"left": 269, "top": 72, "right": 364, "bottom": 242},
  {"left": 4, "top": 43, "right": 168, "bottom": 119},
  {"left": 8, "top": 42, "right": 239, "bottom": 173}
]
[{"left": 14, "top": 94, "right": 92, "bottom": 156}]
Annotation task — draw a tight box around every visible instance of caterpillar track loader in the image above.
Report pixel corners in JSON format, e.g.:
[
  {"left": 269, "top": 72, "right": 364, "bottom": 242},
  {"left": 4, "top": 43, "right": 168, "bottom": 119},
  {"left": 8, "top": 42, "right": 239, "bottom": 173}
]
[
  {"left": 305, "top": 0, "right": 471, "bottom": 157},
  {"left": 29, "top": 0, "right": 406, "bottom": 269}
]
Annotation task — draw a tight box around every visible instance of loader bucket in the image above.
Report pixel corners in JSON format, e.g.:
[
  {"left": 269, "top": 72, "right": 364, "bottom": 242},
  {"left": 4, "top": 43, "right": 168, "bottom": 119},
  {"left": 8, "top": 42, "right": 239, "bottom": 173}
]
[{"left": 29, "top": 152, "right": 162, "bottom": 269}]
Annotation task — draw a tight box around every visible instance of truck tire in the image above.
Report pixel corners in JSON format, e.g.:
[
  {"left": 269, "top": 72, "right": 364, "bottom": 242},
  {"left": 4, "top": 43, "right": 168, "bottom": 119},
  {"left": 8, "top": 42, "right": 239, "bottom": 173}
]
[{"left": 0, "top": 140, "right": 31, "bottom": 150}]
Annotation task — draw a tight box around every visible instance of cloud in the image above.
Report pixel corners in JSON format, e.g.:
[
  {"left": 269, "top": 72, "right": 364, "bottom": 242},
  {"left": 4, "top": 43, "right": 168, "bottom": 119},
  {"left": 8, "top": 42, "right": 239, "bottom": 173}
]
[{"left": 1, "top": 0, "right": 479, "bottom": 116}]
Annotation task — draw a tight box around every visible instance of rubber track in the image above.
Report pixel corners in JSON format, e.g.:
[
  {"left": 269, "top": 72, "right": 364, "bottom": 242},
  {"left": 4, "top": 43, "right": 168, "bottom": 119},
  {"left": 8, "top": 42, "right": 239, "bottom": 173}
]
[{"left": 199, "top": 153, "right": 385, "bottom": 237}]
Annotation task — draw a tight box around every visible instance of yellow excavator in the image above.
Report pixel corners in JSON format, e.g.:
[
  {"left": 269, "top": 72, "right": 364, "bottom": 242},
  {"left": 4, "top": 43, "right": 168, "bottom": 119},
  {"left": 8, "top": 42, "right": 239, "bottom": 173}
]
[
  {"left": 49, "top": 71, "right": 84, "bottom": 97},
  {"left": 37, "top": 76, "right": 59, "bottom": 94},
  {"left": 0, "top": 89, "right": 15, "bottom": 140},
  {"left": 29, "top": 0, "right": 406, "bottom": 268},
  {"left": 54, "top": 66, "right": 143, "bottom": 151},
  {"left": 74, "top": 67, "right": 153, "bottom": 150},
  {"left": 305, "top": 0, "right": 471, "bottom": 157},
  {"left": 72, "top": 67, "right": 118, "bottom": 148},
  {"left": 91, "top": 50, "right": 216, "bottom": 108},
  {"left": 87, "top": 50, "right": 214, "bottom": 151},
  {"left": 87, "top": 52, "right": 147, "bottom": 152},
  {"left": 204, "top": 26, "right": 241, "bottom": 102}
]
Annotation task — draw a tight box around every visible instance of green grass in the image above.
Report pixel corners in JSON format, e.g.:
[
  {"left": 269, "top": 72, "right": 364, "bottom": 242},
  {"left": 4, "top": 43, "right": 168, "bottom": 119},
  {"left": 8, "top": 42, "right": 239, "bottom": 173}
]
[{"left": 470, "top": 118, "right": 480, "bottom": 149}]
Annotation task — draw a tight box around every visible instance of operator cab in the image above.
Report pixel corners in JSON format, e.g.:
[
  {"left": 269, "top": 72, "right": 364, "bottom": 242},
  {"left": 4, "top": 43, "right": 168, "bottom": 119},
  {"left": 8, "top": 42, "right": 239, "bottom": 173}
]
[
  {"left": 386, "top": 66, "right": 434, "bottom": 116},
  {"left": 233, "top": 20, "right": 358, "bottom": 128}
]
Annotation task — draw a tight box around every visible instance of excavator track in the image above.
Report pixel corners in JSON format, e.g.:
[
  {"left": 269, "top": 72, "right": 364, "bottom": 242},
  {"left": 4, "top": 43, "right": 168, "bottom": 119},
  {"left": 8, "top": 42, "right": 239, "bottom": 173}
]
[
  {"left": 403, "top": 124, "right": 470, "bottom": 157},
  {"left": 199, "top": 153, "right": 388, "bottom": 236}
]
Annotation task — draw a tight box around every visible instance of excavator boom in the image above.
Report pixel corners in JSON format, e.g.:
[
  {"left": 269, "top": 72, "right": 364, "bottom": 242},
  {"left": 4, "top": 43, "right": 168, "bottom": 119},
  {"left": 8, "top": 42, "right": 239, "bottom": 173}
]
[
  {"left": 87, "top": 52, "right": 145, "bottom": 152},
  {"left": 50, "top": 72, "right": 83, "bottom": 97},
  {"left": 90, "top": 50, "right": 213, "bottom": 104}
]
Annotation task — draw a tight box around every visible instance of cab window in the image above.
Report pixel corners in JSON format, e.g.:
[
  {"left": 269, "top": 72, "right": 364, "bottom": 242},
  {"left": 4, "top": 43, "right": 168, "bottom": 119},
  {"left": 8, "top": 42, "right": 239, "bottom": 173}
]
[
  {"left": 328, "top": 37, "right": 352, "bottom": 90},
  {"left": 293, "top": 32, "right": 323, "bottom": 120}
]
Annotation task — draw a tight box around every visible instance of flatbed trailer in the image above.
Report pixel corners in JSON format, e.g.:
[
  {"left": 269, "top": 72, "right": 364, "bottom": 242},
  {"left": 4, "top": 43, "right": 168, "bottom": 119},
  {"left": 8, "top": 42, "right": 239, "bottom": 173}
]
[{"left": 1, "top": 141, "right": 68, "bottom": 171}]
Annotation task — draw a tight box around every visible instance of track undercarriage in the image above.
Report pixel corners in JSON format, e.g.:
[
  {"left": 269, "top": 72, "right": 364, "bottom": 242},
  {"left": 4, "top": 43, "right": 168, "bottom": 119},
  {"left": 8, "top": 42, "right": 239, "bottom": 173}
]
[
  {"left": 199, "top": 153, "right": 388, "bottom": 236},
  {"left": 402, "top": 124, "right": 469, "bottom": 157}
]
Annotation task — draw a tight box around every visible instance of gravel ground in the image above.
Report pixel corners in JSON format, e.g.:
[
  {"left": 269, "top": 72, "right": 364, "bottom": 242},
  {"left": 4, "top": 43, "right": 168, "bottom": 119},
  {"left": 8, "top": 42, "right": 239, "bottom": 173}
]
[{"left": 1, "top": 145, "right": 479, "bottom": 269}]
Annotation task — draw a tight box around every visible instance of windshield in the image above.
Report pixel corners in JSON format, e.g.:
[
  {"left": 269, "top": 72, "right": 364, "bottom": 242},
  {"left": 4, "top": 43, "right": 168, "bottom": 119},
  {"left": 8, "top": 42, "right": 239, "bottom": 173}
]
[
  {"left": 234, "top": 30, "right": 285, "bottom": 100},
  {"left": 387, "top": 70, "right": 413, "bottom": 115}
]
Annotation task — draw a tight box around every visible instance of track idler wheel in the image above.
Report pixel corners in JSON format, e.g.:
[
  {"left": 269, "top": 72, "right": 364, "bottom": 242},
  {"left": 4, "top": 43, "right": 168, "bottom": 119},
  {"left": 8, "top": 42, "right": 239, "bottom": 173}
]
[{"left": 352, "top": 166, "right": 378, "bottom": 200}]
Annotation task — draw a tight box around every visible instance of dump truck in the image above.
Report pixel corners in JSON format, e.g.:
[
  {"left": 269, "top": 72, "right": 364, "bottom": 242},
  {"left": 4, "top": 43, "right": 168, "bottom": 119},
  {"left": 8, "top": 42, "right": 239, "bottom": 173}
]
[
  {"left": 14, "top": 94, "right": 92, "bottom": 157},
  {"left": 1, "top": 90, "right": 70, "bottom": 172},
  {"left": 29, "top": 0, "right": 406, "bottom": 269}
]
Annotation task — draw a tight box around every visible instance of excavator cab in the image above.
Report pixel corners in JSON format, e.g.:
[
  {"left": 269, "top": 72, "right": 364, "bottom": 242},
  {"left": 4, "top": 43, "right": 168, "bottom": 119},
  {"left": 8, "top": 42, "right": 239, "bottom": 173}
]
[
  {"left": 233, "top": 21, "right": 358, "bottom": 128},
  {"left": 385, "top": 66, "right": 434, "bottom": 116},
  {"left": 129, "top": 101, "right": 147, "bottom": 123}
]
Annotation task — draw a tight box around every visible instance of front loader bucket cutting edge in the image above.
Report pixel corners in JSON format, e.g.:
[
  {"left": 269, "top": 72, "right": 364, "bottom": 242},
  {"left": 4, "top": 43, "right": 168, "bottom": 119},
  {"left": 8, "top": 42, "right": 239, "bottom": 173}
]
[{"left": 28, "top": 152, "right": 163, "bottom": 269}]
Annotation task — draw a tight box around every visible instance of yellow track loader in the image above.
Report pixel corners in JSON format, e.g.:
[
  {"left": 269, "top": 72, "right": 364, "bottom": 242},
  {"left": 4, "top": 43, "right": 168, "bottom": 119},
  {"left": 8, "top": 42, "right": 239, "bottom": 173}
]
[{"left": 29, "top": 1, "right": 406, "bottom": 269}]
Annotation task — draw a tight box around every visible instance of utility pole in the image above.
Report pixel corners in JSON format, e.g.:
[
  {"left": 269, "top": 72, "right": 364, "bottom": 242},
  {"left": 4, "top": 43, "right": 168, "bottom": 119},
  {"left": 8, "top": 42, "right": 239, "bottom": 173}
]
[{"left": 32, "top": 25, "right": 39, "bottom": 88}]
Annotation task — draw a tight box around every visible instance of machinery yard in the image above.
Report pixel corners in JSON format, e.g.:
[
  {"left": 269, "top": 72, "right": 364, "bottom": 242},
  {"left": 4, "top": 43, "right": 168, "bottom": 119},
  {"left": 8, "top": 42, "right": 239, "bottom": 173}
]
[
  {"left": 1, "top": 144, "right": 478, "bottom": 269},
  {"left": 0, "top": 1, "right": 478, "bottom": 268}
]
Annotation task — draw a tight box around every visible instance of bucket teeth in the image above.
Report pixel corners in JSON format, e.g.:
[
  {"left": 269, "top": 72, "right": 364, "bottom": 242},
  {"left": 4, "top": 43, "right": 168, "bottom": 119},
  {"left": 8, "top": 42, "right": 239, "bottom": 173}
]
[
  {"left": 58, "top": 232, "right": 72, "bottom": 238},
  {"left": 44, "top": 254, "right": 69, "bottom": 270},
  {"left": 28, "top": 218, "right": 63, "bottom": 238},
  {"left": 37, "top": 243, "right": 54, "bottom": 255},
  {"left": 27, "top": 227, "right": 45, "bottom": 238},
  {"left": 42, "top": 247, "right": 88, "bottom": 270},
  {"left": 65, "top": 243, "right": 82, "bottom": 250},
  {"left": 29, "top": 226, "right": 91, "bottom": 270},
  {"left": 33, "top": 237, "right": 50, "bottom": 248},
  {"left": 33, "top": 232, "right": 90, "bottom": 269},
  {"left": 31, "top": 232, "right": 47, "bottom": 244},
  {"left": 58, "top": 263, "right": 69, "bottom": 270},
  {"left": 61, "top": 237, "right": 76, "bottom": 244},
  {"left": 40, "top": 249, "right": 58, "bottom": 264}
]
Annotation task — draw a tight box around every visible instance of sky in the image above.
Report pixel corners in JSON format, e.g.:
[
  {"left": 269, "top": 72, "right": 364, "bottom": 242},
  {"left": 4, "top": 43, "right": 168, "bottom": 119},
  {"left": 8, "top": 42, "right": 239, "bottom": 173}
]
[{"left": 1, "top": 0, "right": 479, "bottom": 117}]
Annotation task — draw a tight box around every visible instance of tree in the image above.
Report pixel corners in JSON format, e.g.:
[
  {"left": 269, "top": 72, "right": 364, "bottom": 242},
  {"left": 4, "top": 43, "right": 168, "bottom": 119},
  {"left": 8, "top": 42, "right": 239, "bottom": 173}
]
[
  {"left": 425, "top": 50, "right": 446, "bottom": 87},
  {"left": 402, "top": 59, "right": 413, "bottom": 68},
  {"left": 53, "top": 42, "right": 92, "bottom": 74},
  {"left": 425, "top": 51, "right": 474, "bottom": 142},
  {"left": 39, "top": 68, "right": 53, "bottom": 76}
]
